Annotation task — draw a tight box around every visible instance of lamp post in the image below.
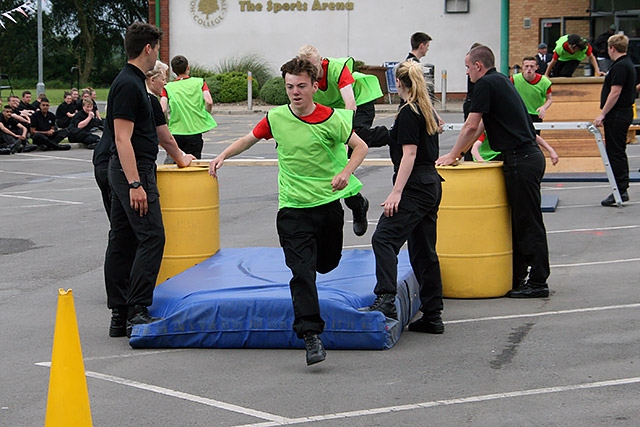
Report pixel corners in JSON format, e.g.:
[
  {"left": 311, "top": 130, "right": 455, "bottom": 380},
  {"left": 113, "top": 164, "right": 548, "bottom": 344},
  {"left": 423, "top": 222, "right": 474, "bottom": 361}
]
[{"left": 36, "top": 0, "right": 44, "bottom": 95}]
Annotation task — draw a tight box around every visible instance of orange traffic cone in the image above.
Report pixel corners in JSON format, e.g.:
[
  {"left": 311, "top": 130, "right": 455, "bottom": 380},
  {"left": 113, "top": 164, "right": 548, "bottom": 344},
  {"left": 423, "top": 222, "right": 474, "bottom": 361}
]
[{"left": 44, "top": 288, "right": 92, "bottom": 426}]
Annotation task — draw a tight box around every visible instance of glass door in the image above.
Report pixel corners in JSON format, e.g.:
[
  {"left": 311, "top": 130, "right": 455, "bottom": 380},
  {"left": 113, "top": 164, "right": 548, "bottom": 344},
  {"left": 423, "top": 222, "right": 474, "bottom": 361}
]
[{"left": 541, "top": 19, "right": 562, "bottom": 50}]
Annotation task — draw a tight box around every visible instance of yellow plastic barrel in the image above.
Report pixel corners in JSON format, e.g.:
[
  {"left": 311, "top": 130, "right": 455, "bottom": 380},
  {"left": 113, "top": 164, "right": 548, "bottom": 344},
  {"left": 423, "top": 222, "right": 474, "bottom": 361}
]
[
  {"left": 156, "top": 164, "right": 220, "bottom": 285},
  {"left": 436, "top": 162, "right": 512, "bottom": 298}
]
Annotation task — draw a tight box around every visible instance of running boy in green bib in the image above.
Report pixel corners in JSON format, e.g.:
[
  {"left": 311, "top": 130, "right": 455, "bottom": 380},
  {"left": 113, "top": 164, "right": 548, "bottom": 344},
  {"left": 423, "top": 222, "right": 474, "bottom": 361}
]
[{"left": 209, "top": 57, "right": 368, "bottom": 366}]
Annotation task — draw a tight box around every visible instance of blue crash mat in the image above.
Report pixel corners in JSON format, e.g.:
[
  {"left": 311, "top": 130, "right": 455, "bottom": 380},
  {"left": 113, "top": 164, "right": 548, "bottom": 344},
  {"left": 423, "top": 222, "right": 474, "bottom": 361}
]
[{"left": 129, "top": 247, "right": 421, "bottom": 350}]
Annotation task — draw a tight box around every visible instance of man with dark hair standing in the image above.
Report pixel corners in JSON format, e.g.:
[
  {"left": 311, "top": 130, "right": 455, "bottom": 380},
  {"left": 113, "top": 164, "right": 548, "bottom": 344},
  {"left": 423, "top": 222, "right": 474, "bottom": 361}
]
[
  {"left": 511, "top": 56, "right": 553, "bottom": 133},
  {"left": 593, "top": 25, "right": 617, "bottom": 73},
  {"left": 437, "top": 45, "right": 551, "bottom": 299},
  {"left": 535, "top": 43, "right": 552, "bottom": 75},
  {"left": 103, "top": 22, "right": 165, "bottom": 338},
  {"left": 407, "top": 32, "right": 432, "bottom": 62},
  {"left": 594, "top": 34, "right": 636, "bottom": 206},
  {"left": 160, "top": 54, "right": 217, "bottom": 160},
  {"left": 209, "top": 57, "right": 368, "bottom": 366},
  {"left": 405, "top": 32, "right": 445, "bottom": 127}
]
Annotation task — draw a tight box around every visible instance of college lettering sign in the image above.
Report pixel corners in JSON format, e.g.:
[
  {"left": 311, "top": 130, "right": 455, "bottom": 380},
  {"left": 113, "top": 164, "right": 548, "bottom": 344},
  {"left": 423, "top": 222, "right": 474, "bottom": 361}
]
[
  {"left": 191, "top": 0, "right": 355, "bottom": 29},
  {"left": 190, "top": 0, "right": 228, "bottom": 27},
  {"left": 239, "top": 1, "right": 355, "bottom": 13}
]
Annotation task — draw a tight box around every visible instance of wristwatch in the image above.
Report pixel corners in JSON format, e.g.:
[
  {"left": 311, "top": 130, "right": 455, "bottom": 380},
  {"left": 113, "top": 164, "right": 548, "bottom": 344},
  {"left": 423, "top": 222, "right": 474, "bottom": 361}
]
[{"left": 128, "top": 181, "right": 142, "bottom": 189}]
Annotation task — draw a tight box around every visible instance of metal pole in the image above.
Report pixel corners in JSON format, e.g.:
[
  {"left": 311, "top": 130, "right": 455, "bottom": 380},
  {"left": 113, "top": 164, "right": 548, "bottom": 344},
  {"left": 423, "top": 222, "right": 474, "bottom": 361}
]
[
  {"left": 441, "top": 70, "right": 447, "bottom": 111},
  {"left": 500, "top": 0, "right": 509, "bottom": 75},
  {"left": 247, "top": 71, "right": 253, "bottom": 111},
  {"left": 36, "top": 0, "right": 45, "bottom": 95}
]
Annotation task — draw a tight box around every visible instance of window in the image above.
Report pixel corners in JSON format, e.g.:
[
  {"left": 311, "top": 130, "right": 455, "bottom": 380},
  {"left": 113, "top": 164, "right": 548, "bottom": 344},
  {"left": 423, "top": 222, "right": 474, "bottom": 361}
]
[{"left": 445, "top": 0, "right": 469, "bottom": 14}]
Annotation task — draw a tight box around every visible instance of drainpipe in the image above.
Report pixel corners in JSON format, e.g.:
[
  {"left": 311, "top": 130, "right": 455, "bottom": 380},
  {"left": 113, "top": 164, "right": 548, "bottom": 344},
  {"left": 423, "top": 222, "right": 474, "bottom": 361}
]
[
  {"left": 155, "top": 0, "right": 161, "bottom": 28},
  {"left": 500, "top": 0, "right": 509, "bottom": 75}
]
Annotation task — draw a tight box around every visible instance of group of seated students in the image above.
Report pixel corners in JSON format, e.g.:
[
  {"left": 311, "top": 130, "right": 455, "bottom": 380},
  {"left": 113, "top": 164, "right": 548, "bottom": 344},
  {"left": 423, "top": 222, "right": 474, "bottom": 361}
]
[{"left": 0, "top": 88, "right": 103, "bottom": 154}]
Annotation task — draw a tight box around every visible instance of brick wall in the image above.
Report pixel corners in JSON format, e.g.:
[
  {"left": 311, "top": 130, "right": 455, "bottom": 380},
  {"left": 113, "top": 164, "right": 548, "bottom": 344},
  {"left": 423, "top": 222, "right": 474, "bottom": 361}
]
[
  {"left": 149, "top": 0, "right": 171, "bottom": 65},
  {"left": 509, "top": 0, "right": 590, "bottom": 71}
]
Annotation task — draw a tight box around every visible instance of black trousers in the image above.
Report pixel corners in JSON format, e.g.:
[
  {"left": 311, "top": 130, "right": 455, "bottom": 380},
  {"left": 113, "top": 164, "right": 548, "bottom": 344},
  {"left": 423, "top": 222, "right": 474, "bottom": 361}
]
[
  {"left": 603, "top": 107, "right": 633, "bottom": 193},
  {"left": 371, "top": 177, "right": 444, "bottom": 316},
  {"left": 94, "top": 161, "right": 110, "bottom": 220},
  {"left": 32, "top": 129, "right": 68, "bottom": 148},
  {"left": 550, "top": 60, "right": 580, "bottom": 78},
  {"left": 1, "top": 133, "right": 21, "bottom": 151},
  {"left": 175, "top": 133, "right": 204, "bottom": 159},
  {"left": 69, "top": 129, "right": 99, "bottom": 145},
  {"left": 104, "top": 157, "right": 165, "bottom": 309},
  {"left": 529, "top": 114, "right": 542, "bottom": 136},
  {"left": 502, "top": 145, "right": 550, "bottom": 286},
  {"left": 276, "top": 200, "right": 344, "bottom": 338}
]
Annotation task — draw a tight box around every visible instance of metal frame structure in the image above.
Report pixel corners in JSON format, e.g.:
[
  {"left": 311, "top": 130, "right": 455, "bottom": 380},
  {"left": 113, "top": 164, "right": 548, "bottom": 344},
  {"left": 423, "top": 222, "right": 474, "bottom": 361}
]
[{"left": 441, "top": 121, "right": 623, "bottom": 207}]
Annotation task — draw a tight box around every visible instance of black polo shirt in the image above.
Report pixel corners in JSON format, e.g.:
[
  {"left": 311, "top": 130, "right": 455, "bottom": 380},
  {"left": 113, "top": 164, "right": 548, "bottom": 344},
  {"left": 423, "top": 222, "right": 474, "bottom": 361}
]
[
  {"left": 17, "top": 101, "right": 36, "bottom": 112},
  {"left": 389, "top": 104, "right": 439, "bottom": 173},
  {"left": 470, "top": 68, "right": 536, "bottom": 152},
  {"left": 600, "top": 54, "right": 636, "bottom": 111},
  {"left": 105, "top": 63, "right": 158, "bottom": 164},
  {"left": 55, "top": 102, "right": 77, "bottom": 128},
  {"left": 1, "top": 114, "right": 23, "bottom": 134},
  {"left": 70, "top": 109, "right": 101, "bottom": 129},
  {"left": 406, "top": 53, "right": 419, "bottom": 62},
  {"left": 31, "top": 111, "right": 56, "bottom": 131},
  {"left": 94, "top": 92, "right": 166, "bottom": 168},
  {"left": 150, "top": 95, "right": 166, "bottom": 127}
]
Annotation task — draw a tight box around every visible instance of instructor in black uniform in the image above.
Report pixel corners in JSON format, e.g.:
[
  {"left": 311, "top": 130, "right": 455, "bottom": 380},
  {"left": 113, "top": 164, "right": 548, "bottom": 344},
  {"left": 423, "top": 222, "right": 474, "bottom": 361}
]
[
  {"left": 436, "top": 45, "right": 551, "bottom": 298},
  {"left": 593, "top": 33, "right": 636, "bottom": 207},
  {"left": 103, "top": 22, "right": 165, "bottom": 337}
]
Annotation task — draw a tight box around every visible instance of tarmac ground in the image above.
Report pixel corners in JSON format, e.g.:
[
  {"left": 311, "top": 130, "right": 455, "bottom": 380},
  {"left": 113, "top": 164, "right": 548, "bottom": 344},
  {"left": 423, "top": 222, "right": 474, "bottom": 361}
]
[{"left": 1, "top": 107, "right": 640, "bottom": 426}]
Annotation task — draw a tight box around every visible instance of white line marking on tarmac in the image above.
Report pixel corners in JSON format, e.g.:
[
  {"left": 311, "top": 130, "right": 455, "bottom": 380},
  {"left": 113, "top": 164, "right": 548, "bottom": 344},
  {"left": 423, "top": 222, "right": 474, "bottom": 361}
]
[
  {"left": 445, "top": 302, "right": 640, "bottom": 325},
  {"left": 82, "top": 349, "right": 186, "bottom": 361},
  {"left": 33, "top": 302, "right": 640, "bottom": 425},
  {"left": 234, "top": 377, "right": 640, "bottom": 427},
  {"left": 0, "top": 203, "right": 69, "bottom": 209},
  {"left": 34, "top": 362, "right": 288, "bottom": 423},
  {"left": 0, "top": 169, "right": 91, "bottom": 179},
  {"left": 547, "top": 224, "right": 640, "bottom": 234},
  {"left": 552, "top": 257, "right": 640, "bottom": 268},
  {"left": 0, "top": 154, "right": 92, "bottom": 162},
  {"left": 0, "top": 194, "right": 83, "bottom": 204}
]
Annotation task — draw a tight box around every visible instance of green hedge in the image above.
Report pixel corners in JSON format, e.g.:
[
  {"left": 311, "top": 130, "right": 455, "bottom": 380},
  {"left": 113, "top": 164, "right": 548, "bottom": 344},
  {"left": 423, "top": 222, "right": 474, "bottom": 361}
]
[
  {"left": 207, "top": 71, "right": 259, "bottom": 103},
  {"left": 259, "top": 77, "right": 288, "bottom": 105}
]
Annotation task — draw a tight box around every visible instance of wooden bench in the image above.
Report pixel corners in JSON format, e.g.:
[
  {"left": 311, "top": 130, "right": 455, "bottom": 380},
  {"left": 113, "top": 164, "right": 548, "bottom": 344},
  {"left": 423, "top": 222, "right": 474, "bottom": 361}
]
[
  {"left": 542, "top": 76, "right": 606, "bottom": 172},
  {"left": 627, "top": 115, "right": 639, "bottom": 144}
]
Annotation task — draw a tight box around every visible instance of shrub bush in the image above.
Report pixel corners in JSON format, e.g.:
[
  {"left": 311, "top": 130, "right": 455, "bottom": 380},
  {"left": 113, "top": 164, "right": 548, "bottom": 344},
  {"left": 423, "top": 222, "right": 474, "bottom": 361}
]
[
  {"left": 204, "top": 76, "right": 222, "bottom": 103},
  {"left": 214, "top": 55, "right": 274, "bottom": 88},
  {"left": 260, "top": 77, "right": 288, "bottom": 105},
  {"left": 189, "top": 64, "right": 216, "bottom": 79},
  {"left": 211, "top": 71, "right": 259, "bottom": 103}
]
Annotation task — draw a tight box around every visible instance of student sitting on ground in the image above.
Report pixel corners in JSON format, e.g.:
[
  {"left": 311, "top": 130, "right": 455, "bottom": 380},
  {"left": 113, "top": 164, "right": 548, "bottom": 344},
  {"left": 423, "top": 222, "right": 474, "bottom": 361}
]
[
  {"left": 68, "top": 99, "right": 101, "bottom": 149},
  {"left": 0, "top": 105, "right": 37, "bottom": 153},
  {"left": 7, "top": 95, "right": 31, "bottom": 129},
  {"left": 31, "top": 92, "right": 47, "bottom": 110},
  {"left": 18, "top": 90, "right": 37, "bottom": 115},
  {"left": 55, "top": 91, "right": 78, "bottom": 129},
  {"left": 30, "top": 97, "right": 70, "bottom": 151},
  {"left": 79, "top": 87, "right": 103, "bottom": 129}
]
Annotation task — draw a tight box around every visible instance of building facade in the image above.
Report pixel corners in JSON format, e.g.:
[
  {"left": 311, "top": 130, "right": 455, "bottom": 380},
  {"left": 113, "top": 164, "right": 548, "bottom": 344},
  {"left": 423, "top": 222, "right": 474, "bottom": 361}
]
[
  {"left": 150, "top": 1, "right": 639, "bottom": 96},
  {"left": 149, "top": 0, "right": 502, "bottom": 94}
]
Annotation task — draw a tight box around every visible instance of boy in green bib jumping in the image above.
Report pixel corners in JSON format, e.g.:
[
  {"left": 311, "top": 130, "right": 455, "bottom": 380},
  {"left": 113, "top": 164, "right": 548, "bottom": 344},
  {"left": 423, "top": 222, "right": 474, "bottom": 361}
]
[{"left": 209, "top": 57, "right": 368, "bottom": 366}]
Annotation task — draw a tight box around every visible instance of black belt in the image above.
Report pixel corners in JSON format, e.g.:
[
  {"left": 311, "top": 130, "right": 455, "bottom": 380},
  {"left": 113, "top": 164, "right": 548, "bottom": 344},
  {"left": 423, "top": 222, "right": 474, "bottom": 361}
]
[{"left": 503, "top": 142, "right": 538, "bottom": 156}]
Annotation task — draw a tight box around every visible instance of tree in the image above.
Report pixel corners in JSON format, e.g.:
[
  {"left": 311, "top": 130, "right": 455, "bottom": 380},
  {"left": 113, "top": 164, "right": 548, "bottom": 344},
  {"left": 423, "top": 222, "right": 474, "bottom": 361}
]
[{"left": 50, "top": 0, "right": 147, "bottom": 86}]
